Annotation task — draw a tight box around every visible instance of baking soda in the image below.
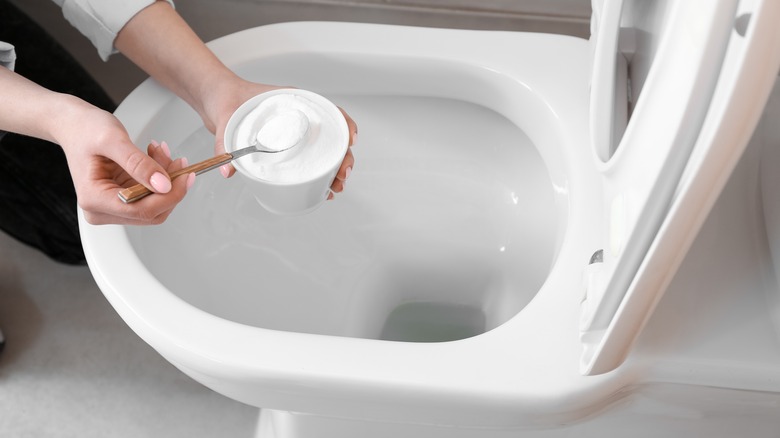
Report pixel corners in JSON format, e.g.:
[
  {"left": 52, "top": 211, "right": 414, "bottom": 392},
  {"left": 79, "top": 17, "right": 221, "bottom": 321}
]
[{"left": 233, "top": 93, "right": 344, "bottom": 183}]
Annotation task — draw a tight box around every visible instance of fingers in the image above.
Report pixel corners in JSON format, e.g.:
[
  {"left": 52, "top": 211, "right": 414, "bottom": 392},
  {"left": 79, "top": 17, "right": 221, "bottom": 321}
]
[
  {"left": 219, "top": 164, "right": 235, "bottom": 178},
  {"left": 328, "top": 109, "right": 357, "bottom": 200},
  {"left": 104, "top": 137, "right": 173, "bottom": 194},
  {"left": 147, "top": 139, "right": 172, "bottom": 167},
  {"left": 339, "top": 107, "right": 358, "bottom": 146},
  {"left": 214, "top": 136, "right": 236, "bottom": 178},
  {"left": 81, "top": 143, "right": 193, "bottom": 226},
  {"left": 330, "top": 148, "right": 354, "bottom": 195}
]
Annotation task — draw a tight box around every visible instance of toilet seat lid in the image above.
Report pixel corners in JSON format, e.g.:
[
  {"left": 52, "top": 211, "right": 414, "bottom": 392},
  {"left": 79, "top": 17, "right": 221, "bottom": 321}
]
[{"left": 580, "top": 0, "right": 780, "bottom": 374}]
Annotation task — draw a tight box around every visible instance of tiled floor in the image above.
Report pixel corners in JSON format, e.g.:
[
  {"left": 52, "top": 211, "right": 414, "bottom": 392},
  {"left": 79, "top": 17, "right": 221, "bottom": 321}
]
[{"left": 0, "top": 1, "right": 589, "bottom": 437}]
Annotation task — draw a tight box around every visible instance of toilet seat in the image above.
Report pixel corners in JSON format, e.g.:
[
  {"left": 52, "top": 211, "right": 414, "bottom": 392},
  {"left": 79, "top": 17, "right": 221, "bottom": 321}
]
[{"left": 78, "top": 0, "right": 780, "bottom": 431}]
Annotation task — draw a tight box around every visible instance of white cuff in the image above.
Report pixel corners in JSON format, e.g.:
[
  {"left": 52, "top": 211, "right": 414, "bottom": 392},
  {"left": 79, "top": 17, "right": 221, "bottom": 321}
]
[
  {"left": 56, "top": 0, "right": 174, "bottom": 61},
  {"left": 0, "top": 41, "right": 16, "bottom": 71}
]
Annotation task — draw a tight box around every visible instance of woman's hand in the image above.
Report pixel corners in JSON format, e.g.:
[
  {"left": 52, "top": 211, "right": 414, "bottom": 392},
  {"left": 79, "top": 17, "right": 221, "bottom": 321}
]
[
  {"left": 0, "top": 67, "right": 192, "bottom": 226},
  {"left": 115, "top": 2, "right": 358, "bottom": 201},
  {"left": 202, "top": 78, "right": 358, "bottom": 198},
  {"left": 54, "top": 97, "right": 192, "bottom": 225}
]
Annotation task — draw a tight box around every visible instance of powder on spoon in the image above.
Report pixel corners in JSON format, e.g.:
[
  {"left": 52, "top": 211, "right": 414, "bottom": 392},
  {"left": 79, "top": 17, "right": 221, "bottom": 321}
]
[{"left": 255, "top": 109, "right": 309, "bottom": 151}]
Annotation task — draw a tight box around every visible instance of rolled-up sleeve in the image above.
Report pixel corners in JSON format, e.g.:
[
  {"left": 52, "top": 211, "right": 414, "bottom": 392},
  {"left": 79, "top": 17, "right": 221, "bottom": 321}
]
[
  {"left": 0, "top": 41, "right": 16, "bottom": 71},
  {"left": 51, "top": 0, "right": 175, "bottom": 61}
]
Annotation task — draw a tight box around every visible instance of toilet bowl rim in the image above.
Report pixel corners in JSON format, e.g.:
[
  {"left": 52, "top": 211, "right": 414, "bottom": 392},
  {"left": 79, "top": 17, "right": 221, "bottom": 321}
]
[{"left": 80, "top": 21, "right": 615, "bottom": 421}]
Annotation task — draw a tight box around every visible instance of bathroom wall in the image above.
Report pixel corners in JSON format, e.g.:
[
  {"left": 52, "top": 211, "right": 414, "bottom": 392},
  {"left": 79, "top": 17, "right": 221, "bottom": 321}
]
[
  {"left": 8, "top": 0, "right": 591, "bottom": 102},
  {"left": 175, "top": 0, "right": 592, "bottom": 42},
  {"left": 341, "top": 0, "right": 590, "bottom": 15}
]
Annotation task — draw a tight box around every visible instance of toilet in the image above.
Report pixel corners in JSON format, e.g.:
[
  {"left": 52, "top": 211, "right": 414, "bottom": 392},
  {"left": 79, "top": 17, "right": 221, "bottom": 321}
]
[{"left": 79, "top": 0, "right": 780, "bottom": 436}]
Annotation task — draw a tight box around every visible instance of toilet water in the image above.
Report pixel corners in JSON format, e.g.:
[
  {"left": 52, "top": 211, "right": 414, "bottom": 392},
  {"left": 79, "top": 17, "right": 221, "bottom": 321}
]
[{"left": 380, "top": 302, "right": 486, "bottom": 342}]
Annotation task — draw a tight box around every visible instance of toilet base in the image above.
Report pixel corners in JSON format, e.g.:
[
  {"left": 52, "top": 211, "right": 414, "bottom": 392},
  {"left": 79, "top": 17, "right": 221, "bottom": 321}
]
[{"left": 254, "top": 383, "right": 780, "bottom": 438}]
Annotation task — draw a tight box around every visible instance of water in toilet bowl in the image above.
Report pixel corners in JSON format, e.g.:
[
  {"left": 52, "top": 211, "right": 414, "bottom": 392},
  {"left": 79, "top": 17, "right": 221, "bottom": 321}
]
[{"left": 127, "top": 94, "right": 560, "bottom": 341}]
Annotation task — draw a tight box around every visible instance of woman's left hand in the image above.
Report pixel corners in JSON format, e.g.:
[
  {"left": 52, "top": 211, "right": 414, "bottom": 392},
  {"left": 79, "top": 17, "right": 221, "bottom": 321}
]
[{"left": 203, "top": 79, "right": 358, "bottom": 199}]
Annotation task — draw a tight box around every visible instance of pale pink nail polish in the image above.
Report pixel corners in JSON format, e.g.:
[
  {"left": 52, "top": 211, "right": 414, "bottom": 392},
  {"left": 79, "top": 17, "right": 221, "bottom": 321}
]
[
  {"left": 151, "top": 139, "right": 160, "bottom": 147},
  {"left": 150, "top": 172, "right": 172, "bottom": 193},
  {"left": 345, "top": 166, "right": 352, "bottom": 180},
  {"left": 220, "top": 165, "right": 230, "bottom": 178},
  {"left": 161, "top": 141, "right": 171, "bottom": 158},
  {"left": 186, "top": 173, "right": 196, "bottom": 189},
  {"left": 181, "top": 156, "right": 189, "bottom": 167}
]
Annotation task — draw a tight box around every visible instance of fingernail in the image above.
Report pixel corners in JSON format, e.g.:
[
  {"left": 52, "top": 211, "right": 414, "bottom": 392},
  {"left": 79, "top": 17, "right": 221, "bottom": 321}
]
[
  {"left": 220, "top": 165, "right": 230, "bottom": 178},
  {"left": 186, "top": 172, "right": 196, "bottom": 189},
  {"left": 150, "top": 172, "right": 172, "bottom": 193},
  {"left": 345, "top": 166, "right": 352, "bottom": 180},
  {"left": 151, "top": 139, "right": 160, "bottom": 147},
  {"left": 181, "top": 156, "right": 189, "bottom": 167},
  {"left": 161, "top": 141, "right": 171, "bottom": 158}
]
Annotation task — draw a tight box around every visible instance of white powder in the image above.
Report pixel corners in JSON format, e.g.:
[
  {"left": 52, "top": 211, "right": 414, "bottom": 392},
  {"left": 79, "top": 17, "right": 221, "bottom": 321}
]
[
  {"left": 233, "top": 93, "right": 344, "bottom": 183},
  {"left": 255, "top": 109, "right": 309, "bottom": 151}
]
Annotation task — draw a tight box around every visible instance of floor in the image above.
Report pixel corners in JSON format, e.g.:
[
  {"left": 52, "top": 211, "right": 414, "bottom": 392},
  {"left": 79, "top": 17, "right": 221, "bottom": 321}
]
[
  {"left": 0, "top": 2, "right": 588, "bottom": 437},
  {"left": 0, "top": 231, "right": 258, "bottom": 437}
]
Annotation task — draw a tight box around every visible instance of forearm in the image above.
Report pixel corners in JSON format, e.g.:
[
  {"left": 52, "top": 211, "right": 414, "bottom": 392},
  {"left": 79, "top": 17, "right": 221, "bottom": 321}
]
[
  {"left": 114, "top": 1, "right": 240, "bottom": 130},
  {"left": 0, "top": 67, "right": 87, "bottom": 144}
]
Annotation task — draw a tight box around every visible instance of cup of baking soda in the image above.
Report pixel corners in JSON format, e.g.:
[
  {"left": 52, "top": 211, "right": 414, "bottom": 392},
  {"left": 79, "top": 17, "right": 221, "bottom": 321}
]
[{"left": 224, "top": 89, "right": 350, "bottom": 215}]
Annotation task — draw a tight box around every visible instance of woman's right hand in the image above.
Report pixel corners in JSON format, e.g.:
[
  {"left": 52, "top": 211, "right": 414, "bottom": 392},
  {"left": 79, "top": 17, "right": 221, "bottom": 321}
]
[
  {"left": 0, "top": 68, "right": 193, "bottom": 226},
  {"left": 54, "top": 96, "right": 193, "bottom": 225}
]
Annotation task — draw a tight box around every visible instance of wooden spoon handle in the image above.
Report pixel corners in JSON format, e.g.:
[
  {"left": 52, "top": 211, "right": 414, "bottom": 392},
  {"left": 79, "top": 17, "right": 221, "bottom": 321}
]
[{"left": 118, "top": 153, "right": 233, "bottom": 204}]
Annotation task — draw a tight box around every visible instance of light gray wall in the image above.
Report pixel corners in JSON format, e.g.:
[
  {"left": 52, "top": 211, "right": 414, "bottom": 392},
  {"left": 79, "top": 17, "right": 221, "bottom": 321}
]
[
  {"left": 176, "top": 0, "right": 591, "bottom": 42},
  {"left": 9, "top": 0, "right": 591, "bottom": 102}
]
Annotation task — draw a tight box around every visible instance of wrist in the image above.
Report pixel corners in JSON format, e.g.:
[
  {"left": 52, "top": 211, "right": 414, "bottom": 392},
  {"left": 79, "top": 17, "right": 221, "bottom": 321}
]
[
  {"left": 48, "top": 94, "right": 98, "bottom": 149},
  {"left": 197, "top": 76, "right": 285, "bottom": 135},
  {"left": 0, "top": 68, "right": 94, "bottom": 145},
  {"left": 192, "top": 69, "right": 241, "bottom": 131}
]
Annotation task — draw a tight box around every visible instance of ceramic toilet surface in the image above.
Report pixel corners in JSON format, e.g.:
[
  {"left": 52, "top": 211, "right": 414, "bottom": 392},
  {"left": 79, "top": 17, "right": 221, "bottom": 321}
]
[
  {"left": 79, "top": 0, "right": 780, "bottom": 433},
  {"left": 82, "top": 22, "right": 614, "bottom": 427}
]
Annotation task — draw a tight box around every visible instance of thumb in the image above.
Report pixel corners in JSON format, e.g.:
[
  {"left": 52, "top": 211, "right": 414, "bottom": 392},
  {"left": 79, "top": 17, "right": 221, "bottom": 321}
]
[{"left": 108, "top": 140, "right": 172, "bottom": 193}]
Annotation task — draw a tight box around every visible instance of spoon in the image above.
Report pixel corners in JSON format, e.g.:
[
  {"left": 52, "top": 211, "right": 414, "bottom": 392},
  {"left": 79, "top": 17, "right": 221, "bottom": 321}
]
[{"left": 118, "top": 110, "right": 309, "bottom": 204}]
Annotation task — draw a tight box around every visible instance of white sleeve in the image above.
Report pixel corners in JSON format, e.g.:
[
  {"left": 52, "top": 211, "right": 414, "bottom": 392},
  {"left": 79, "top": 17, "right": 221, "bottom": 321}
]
[
  {"left": 51, "top": 0, "right": 175, "bottom": 61},
  {"left": 0, "top": 41, "right": 16, "bottom": 71}
]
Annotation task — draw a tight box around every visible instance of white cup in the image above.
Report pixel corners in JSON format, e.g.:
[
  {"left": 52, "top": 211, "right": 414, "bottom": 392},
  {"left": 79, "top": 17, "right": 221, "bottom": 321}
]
[{"left": 224, "top": 89, "right": 349, "bottom": 215}]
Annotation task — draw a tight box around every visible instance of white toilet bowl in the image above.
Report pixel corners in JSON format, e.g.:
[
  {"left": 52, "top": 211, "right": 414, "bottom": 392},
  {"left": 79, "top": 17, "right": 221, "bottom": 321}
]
[{"left": 80, "top": 0, "right": 780, "bottom": 436}]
